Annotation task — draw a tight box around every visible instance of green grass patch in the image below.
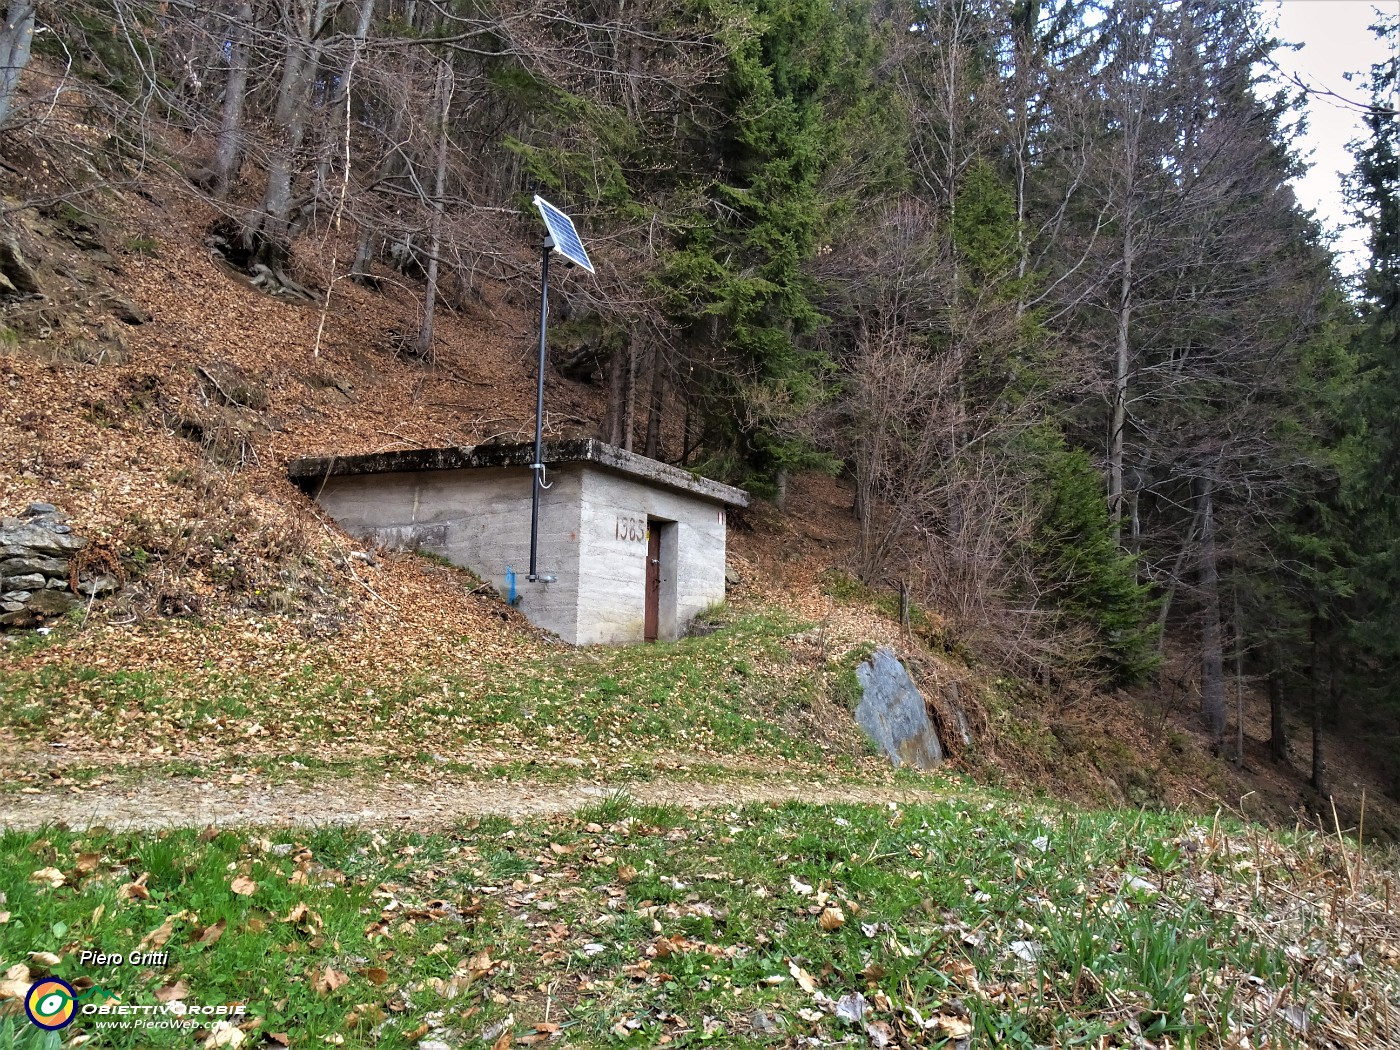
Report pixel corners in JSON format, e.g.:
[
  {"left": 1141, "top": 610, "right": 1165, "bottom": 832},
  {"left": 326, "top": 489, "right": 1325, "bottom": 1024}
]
[
  {"left": 0, "top": 614, "right": 828, "bottom": 763},
  {"left": 1, "top": 798, "right": 1392, "bottom": 1047},
  {"left": 817, "top": 569, "right": 969, "bottom": 660}
]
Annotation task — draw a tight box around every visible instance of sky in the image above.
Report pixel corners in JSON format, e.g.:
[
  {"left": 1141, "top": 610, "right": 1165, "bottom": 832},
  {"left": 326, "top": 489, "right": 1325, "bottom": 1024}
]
[{"left": 1261, "top": 0, "right": 1397, "bottom": 277}]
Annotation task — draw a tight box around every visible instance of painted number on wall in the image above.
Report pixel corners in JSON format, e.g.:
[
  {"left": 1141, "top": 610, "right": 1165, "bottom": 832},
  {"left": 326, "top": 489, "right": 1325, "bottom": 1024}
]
[{"left": 615, "top": 514, "right": 647, "bottom": 542}]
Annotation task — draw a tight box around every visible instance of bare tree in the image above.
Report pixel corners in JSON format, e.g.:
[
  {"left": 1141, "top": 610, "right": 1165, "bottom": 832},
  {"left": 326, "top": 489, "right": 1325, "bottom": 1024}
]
[
  {"left": 0, "top": 0, "right": 36, "bottom": 128},
  {"left": 210, "top": 1, "right": 253, "bottom": 199},
  {"left": 416, "top": 60, "right": 452, "bottom": 358}
]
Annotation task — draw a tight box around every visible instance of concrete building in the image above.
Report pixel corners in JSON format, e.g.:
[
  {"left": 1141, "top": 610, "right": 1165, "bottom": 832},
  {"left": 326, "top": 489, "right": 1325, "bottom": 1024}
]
[{"left": 288, "top": 440, "right": 748, "bottom": 645}]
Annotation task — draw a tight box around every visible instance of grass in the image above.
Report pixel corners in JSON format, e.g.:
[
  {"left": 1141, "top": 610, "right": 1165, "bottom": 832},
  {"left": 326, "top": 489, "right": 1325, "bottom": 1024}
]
[
  {"left": 817, "top": 569, "right": 967, "bottom": 660},
  {"left": 0, "top": 613, "right": 841, "bottom": 765},
  {"left": 1, "top": 797, "right": 1395, "bottom": 1048}
]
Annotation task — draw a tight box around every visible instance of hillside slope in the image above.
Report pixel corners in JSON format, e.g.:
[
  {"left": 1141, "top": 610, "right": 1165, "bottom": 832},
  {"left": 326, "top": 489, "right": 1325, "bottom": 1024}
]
[{"left": 1, "top": 110, "right": 1396, "bottom": 845}]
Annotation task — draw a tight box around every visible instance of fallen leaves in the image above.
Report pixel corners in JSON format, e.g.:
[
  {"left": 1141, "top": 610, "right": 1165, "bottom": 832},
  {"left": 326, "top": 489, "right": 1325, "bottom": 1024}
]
[
  {"left": 121, "top": 872, "right": 151, "bottom": 900},
  {"left": 483, "top": 1014, "right": 515, "bottom": 1050},
  {"left": 313, "top": 968, "right": 350, "bottom": 996},
  {"left": 464, "top": 950, "right": 493, "bottom": 980},
  {"left": 203, "top": 1021, "right": 245, "bottom": 1048},
  {"left": 140, "top": 912, "right": 187, "bottom": 950},
  {"left": 192, "top": 918, "right": 226, "bottom": 947},
  {"left": 423, "top": 975, "right": 468, "bottom": 1000},
  {"left": 0, "top": 963, "right": 31, "bottom": 1003},
  {"left": 229, "top": 875, "right": 257, "bottom": 896},
  {"left": 834, "top": 991, "right": 867, "bottom": 1023},
  {"left": 818, "top": 905, "right": 845, "bottom": 931},
  {"left": 154, "top": 979, "right": 190, "bottom": 1003},
  {"left": 516, "top": 1021, "right": 560, "bottom": 1045},
  {"left": 929, "top": 1013, "right": 973, "bottom": 1040},
  {"left": 788, "top": 959, "right": 818, "bottom": 994},
  {"left": 30, "top": 867, "right": 65, "bottom": 888},
  {"left": 345, "top": 1003, "right": 385, "bottom": 1028}
]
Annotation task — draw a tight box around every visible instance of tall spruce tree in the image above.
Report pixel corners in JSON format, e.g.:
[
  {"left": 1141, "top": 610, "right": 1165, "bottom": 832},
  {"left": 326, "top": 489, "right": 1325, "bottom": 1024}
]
[
  {"left": 1342, "top": 12, "right": 1400, "bottom": 790},
  {"left": 658, "top": 0, "right": 898, "bottom": 490}
]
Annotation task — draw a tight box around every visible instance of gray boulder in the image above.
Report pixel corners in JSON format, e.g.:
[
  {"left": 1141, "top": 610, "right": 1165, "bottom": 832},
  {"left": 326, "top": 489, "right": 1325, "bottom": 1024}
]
[
  {"left": 1, "top": 572, "right": 45, "bottom": 591},
  {"left": 0, "top": 554, "right": 69, "bottom": 577},
  {"left": 854, "top": 647, "right": 944, "bottom": 769},
  {"left": 27, "top": 589, "right": 78, "bottom": 617},
  {"left": 75, "top": 574, "right": 118, "bottom": 596},
  {"left": 0, "top": 524, "right": 86, "bottom": 556}
]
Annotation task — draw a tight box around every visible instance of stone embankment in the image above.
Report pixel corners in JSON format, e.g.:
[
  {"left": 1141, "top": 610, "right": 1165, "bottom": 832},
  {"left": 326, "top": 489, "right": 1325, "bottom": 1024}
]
[{"left": 0, "top": 503, "right": 117, "bottom": 628}]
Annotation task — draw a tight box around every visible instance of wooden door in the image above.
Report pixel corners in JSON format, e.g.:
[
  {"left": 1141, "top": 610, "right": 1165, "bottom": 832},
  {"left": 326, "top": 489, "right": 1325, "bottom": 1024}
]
[{"left": 644, "top": 522, "right": 660, "bottom": 642}]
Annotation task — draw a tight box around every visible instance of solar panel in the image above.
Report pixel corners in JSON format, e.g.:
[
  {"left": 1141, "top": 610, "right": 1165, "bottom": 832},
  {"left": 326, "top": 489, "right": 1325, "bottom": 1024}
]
[{"left": 533, "top": 195, "right": 595, "bottom": 273}]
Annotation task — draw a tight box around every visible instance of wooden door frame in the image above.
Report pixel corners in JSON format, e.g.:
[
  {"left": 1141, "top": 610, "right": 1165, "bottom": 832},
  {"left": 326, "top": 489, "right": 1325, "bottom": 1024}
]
[{"left": 644, "top": 521, "right": 661, "bottom": 642}]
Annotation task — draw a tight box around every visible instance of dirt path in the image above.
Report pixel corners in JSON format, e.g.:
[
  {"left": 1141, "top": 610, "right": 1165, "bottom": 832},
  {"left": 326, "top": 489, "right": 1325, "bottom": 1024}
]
[{"left": 0, "top": 775, "right": 942, "bottom": 830}]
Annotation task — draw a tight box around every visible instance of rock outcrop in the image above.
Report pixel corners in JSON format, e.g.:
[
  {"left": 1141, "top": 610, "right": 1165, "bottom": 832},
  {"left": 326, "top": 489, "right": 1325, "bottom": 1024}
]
[
  {"left": 0, "top": 503, "right": 117, "bottom": 628},
  {"left": 853, "top": 647, "right": 945, "bottom": 770}
]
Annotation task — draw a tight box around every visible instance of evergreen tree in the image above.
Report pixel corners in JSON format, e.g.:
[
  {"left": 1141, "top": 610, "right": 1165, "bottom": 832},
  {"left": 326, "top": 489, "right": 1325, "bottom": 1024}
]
[
  {"left": 660, "top": 0, "right": 901, "bottom": 489},
  {"left": 1340, "top": 13, "right": 1400, "bottom": 789}
]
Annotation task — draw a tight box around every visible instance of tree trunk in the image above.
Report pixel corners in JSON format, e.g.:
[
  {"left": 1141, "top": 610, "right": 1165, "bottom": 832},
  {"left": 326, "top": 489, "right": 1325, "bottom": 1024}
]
[
  {"left": 351, "top": 99, "right": 407, "bottom": 283},
  {"left": 1233, "top": 593, "right": 1244, "bottom": 767},
  {"left": 0, "top": 1, "right": 37, "bottom": 129},
  {"left": 417, "top": 61, "right": 452, "bottom": 359},
  {"left": 603, "top": 345, "right": 626, "bottom": 445},
  {"left": 680, "top": 399, "right": 691, "bottom": 465},
  {"left": 313, "top": 0, "right": 376, "bottom": 203},
  {"left": 623, "top": 344, "right": 638, "bottom": 453},
  {"left": 351, "top": 231, "right": 375, "bottom": 280},
  {"left": 1268, "top": 651, "right": 1287, "bottom": 763},
  {"left": 211, "top": 2, "right": 252, "bottom": 199},
  {"left": 644, "top": 347, "right": 665, "bottom": 460},
  {"left": 244, "top": 47, "right": 308, "bottom": 253},
  {"left": 1310, "top": 622, "right": 1328, "bottom": 795},
  {"left": 240, "top": 0, "right": 328, "bottom": 267},
  {"left": 1009, "top": 3, "right": 1033, "bottom": 320},
  {"left": 1109, "top": 221, "right": 1134, "bottom": 546},
  {"left": 1199, "top": 477, "right": 1226, "bottom": 744}
]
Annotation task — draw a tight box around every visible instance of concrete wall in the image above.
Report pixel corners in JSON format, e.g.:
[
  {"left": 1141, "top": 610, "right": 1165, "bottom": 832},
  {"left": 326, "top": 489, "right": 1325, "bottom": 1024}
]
[
  {"left": 308, "top": 465, "right": 586, "bottom": 643},
  {"left": 576, "top": 466, "right": 727, "bottom": 644},
  {"left": 308, "top": 463, "right": 729, "bottom": 646}
]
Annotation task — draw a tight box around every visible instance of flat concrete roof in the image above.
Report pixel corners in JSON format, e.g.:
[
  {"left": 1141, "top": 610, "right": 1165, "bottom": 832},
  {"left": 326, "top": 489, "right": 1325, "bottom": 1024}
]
[{"left": 288, "top": 439, "right": 750, "bottom": 507}]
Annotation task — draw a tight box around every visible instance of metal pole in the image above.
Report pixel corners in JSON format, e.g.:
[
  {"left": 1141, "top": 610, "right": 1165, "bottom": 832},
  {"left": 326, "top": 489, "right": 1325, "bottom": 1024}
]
[{"left": 528, "top": 238, "right": 551, "bottom": 581}]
